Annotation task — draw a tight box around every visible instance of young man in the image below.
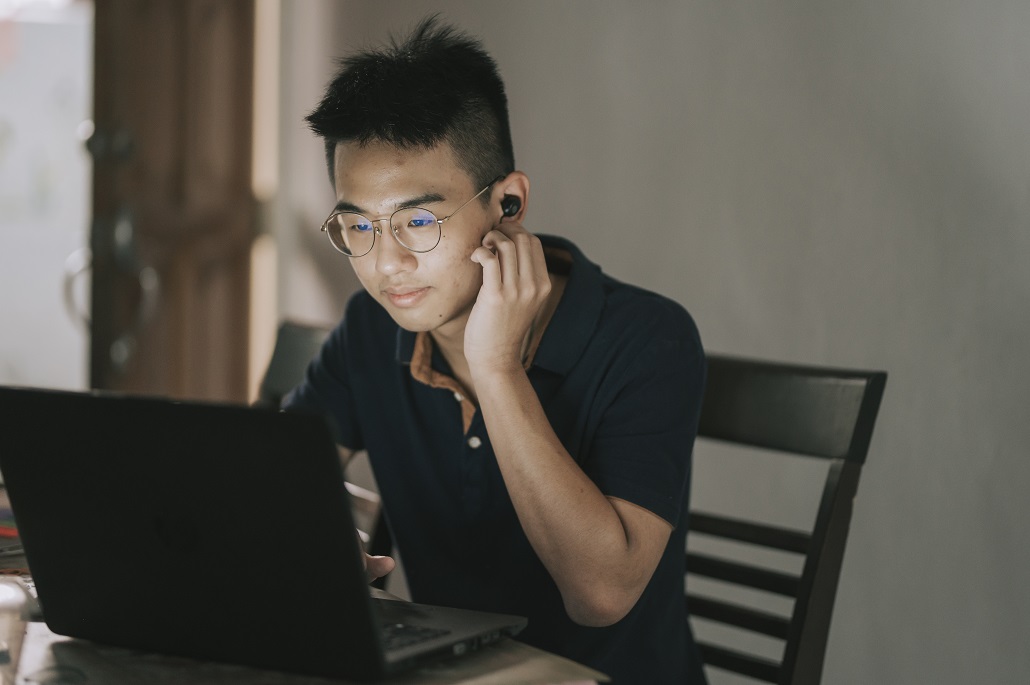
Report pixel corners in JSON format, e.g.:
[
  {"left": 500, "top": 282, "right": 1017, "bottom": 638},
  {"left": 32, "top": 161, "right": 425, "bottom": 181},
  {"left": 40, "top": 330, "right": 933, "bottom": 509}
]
[{"left": 285, "top": 17, "right": 707, "bottom": 683}]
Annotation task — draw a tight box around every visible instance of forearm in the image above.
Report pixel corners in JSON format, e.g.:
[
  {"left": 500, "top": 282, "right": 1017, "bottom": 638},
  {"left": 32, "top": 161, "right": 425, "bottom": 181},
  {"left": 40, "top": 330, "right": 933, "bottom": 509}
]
[{"left": 474, "top": 364, "right": 662, "bottom": 626}]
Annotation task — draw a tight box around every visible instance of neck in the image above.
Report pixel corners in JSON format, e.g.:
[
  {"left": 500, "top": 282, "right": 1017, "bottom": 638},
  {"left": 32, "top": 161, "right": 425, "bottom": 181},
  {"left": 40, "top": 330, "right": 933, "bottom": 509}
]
[
  {"left": 428, "top": 311, "right": 470, "bottom": 369},
  {"left": 429, "top": 312, "right": 476, "bottom": 403}
]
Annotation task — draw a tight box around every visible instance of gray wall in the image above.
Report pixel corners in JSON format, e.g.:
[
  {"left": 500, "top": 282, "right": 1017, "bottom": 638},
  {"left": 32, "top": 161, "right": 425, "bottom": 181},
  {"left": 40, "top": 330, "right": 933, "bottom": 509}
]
[{"left": 274, "top": 2, "right": 1030, "bottom": 682}]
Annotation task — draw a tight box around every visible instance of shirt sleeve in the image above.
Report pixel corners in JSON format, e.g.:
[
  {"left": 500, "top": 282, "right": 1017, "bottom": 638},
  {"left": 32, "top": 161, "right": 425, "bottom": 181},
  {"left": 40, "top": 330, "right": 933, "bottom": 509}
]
[
  {"left": 582, "top": 301, "right": 706, "bottom": 527},
  {"left": 281, "top": 301, "right": 365, "bottom": 451}
]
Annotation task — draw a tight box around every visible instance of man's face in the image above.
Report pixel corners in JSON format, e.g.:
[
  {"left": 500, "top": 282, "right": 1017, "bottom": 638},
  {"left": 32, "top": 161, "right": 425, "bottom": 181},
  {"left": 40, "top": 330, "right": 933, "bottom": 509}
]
[{"left": 332, "top": 140, "right": 494, "bottom": 337}]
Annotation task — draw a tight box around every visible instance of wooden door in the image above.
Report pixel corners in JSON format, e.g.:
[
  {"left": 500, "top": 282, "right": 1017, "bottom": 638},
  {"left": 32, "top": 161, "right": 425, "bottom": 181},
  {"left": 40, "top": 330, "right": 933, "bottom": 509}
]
[{"left": 90, "top": 0, "right": 256, "bottom": 401}]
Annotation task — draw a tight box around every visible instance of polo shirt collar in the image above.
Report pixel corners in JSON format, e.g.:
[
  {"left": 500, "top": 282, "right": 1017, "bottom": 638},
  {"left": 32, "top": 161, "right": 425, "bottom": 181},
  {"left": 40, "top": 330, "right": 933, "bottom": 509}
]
[
  {"left": 394, "top": 234, "right": 605, "bottom": 378},
  {"left": 530, "top": 234, "right": 605, "bottom": 376}
]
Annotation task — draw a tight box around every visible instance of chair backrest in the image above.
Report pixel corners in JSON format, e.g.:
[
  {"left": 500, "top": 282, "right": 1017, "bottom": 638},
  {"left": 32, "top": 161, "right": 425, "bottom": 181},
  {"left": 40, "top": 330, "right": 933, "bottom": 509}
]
[
  {"left": 687, "top": 354, "right": 886, "bottom": 685},
  {"left": 256, "top": 321, "right": 331, "bottom": 408}
]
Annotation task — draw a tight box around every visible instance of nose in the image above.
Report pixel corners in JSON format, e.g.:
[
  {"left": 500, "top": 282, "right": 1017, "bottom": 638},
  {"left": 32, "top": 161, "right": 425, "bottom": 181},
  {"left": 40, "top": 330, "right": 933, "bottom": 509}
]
[{"left": 373, "top": 220, "right": 417, "bottom": 276}]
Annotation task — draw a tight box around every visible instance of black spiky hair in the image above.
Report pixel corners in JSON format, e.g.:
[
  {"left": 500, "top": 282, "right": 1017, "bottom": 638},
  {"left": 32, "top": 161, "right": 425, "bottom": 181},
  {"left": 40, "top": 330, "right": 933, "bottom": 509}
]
[{"left": 306, "top": 15, "right": 515, "bottom": 191}]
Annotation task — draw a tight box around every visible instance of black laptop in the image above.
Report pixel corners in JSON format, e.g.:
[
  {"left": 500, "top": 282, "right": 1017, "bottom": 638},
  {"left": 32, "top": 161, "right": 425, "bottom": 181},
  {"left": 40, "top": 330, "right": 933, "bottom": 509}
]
[{"left": 0, "top": 386, "right": 526, "bottom": 681}]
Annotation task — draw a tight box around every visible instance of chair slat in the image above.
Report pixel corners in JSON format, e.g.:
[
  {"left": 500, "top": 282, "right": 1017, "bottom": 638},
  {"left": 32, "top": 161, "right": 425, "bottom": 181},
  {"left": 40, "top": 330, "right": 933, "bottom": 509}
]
[
  {"left": 687, "top": 593, "right": 791, "bottom": 639},
  {"left": 687, "top": 552, "right": 801, "bottom": 597},
  {"left": 696, "top": 641, "right": 782, "bottom": 683},
  {"left": 690, "top": 511, "right": 811, "bottom": 554}
]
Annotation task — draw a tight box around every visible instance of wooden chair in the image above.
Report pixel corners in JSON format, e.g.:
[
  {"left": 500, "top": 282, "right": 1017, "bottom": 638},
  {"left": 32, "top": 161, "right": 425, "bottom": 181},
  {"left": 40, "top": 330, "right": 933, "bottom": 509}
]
[
  {"left": 687, "top": 354, "right": 887, "bottom": 684},
  {"left": 256, "top": 321, "right": 392, "bottom": 566}
]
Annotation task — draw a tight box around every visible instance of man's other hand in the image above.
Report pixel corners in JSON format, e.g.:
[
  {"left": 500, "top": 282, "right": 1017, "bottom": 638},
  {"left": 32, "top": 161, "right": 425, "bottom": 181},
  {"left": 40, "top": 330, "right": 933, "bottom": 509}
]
[{"left": 364, "top": 552, "right": 396, "bottom": 584}]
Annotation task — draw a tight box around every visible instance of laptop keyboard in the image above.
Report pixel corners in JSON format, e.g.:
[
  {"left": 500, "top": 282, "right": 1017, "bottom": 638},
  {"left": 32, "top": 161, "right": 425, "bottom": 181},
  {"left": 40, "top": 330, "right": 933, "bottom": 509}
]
[{"left": 381, "top": 622, "right": 450, "bottom": 650}]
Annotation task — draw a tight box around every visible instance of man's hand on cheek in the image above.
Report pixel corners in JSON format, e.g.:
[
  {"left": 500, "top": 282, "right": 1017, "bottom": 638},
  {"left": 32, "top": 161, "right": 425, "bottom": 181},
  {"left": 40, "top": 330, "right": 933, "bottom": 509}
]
[{"left": 465, "top": 223, "right": 551, "bottom": 377}]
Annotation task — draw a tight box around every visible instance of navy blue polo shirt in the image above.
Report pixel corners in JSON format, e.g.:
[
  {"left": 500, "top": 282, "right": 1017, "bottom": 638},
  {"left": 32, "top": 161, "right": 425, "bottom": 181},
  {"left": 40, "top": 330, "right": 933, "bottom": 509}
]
[{"left": 285, "top": 235, "right": 707, "bottom": 684}]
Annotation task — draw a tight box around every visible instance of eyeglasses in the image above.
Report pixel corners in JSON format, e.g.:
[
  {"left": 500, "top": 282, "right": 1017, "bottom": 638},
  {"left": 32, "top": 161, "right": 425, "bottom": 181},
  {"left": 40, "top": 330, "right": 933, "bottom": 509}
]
[{"left": 320, "top": 177, "right": 501, "bottom": 257}]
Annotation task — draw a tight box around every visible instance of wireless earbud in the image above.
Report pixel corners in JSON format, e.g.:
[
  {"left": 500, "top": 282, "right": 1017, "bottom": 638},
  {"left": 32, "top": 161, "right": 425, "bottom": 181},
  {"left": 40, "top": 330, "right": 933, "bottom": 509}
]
[{"left": 500, "top": 195, "right": 521, "bottom": 217}]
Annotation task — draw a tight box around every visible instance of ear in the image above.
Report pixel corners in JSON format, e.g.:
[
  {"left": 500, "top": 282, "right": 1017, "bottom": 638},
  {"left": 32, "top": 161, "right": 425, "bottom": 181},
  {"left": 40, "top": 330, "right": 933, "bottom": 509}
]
[{"left": 495, "top": 171, "right": 530, "bottom": 223}]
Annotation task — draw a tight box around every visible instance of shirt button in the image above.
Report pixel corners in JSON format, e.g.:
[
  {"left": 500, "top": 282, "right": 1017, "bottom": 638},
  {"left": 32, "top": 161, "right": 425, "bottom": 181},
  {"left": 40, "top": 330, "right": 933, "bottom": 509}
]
[
  {"left": 453, "top": 391, "right": 464, "bottom": 402},
  {"left": 467, "top": 436, "right": 482, "bottom": 449}
]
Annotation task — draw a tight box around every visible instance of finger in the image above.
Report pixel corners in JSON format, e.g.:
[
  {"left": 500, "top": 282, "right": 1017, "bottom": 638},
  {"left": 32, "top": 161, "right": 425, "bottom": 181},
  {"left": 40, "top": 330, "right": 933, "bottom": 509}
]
[
  {"left": 494, "top": 229, "right": 546, "bottom": 298},
  {"left": 510, "top": 231, "right": 544, "bottom": 288},
  {"left": 471, "top": 245, "right": 502, "bottom": 291},
  {"left": 484, "top": 229, "right": 519, "bottom": 287},
  {"left": 482, "top": 227, "right": 515, "bottom": 253},
  {"left": 365, "top": 554, "right": 396, "bottom": 583},
  {"left": 491, "top": 220, "right": 530, "bottom": 241},
  {"left": 528, "top": 234, "right": 550, "bottom": 292}
]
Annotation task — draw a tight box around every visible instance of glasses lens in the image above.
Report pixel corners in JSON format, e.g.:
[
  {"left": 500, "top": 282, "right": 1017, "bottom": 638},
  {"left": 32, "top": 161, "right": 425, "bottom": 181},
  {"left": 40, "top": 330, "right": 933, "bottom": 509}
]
[
  {"left": 327, "top": 213, "right": 375, "bottom": 256},
  {"left": 393, "top": 208, "right": 440, "bottom": 253}
]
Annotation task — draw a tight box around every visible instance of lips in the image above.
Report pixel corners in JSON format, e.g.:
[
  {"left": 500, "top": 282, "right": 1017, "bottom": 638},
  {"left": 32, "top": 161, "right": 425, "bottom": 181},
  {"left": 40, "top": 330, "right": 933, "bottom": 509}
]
[{"left": 384, "top": 286, "right": 430, "bottom": 308}]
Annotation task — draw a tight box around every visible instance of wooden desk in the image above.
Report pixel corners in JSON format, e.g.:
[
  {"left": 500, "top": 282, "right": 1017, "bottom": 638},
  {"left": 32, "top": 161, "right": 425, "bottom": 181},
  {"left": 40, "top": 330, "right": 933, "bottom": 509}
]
[{"left": 0, "top": 579, "right": 607, "bottom": 685}]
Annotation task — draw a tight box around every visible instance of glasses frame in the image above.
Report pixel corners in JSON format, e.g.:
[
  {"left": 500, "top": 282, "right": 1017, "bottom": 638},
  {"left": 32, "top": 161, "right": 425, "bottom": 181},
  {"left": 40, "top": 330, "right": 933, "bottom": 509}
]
[{"left": 320, "top": 176, "right": 503, "bottom": 258}]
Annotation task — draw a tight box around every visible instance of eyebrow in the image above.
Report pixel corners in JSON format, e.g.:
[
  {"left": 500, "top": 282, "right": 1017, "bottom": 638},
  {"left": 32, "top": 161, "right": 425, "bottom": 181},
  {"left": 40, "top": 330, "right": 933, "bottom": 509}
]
[{"left": 333, "top": 192, "right": 447, "bottom": 215}]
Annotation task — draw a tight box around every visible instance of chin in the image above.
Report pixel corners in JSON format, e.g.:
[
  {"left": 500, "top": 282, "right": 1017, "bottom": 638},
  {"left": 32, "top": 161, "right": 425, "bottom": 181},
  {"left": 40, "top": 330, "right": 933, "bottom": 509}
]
[
  {"left": 382, "top": 307, "right": 443, "bottom": 333},
  {"left": 373, "top": 290, "right": 472, "bottom": 335}
]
